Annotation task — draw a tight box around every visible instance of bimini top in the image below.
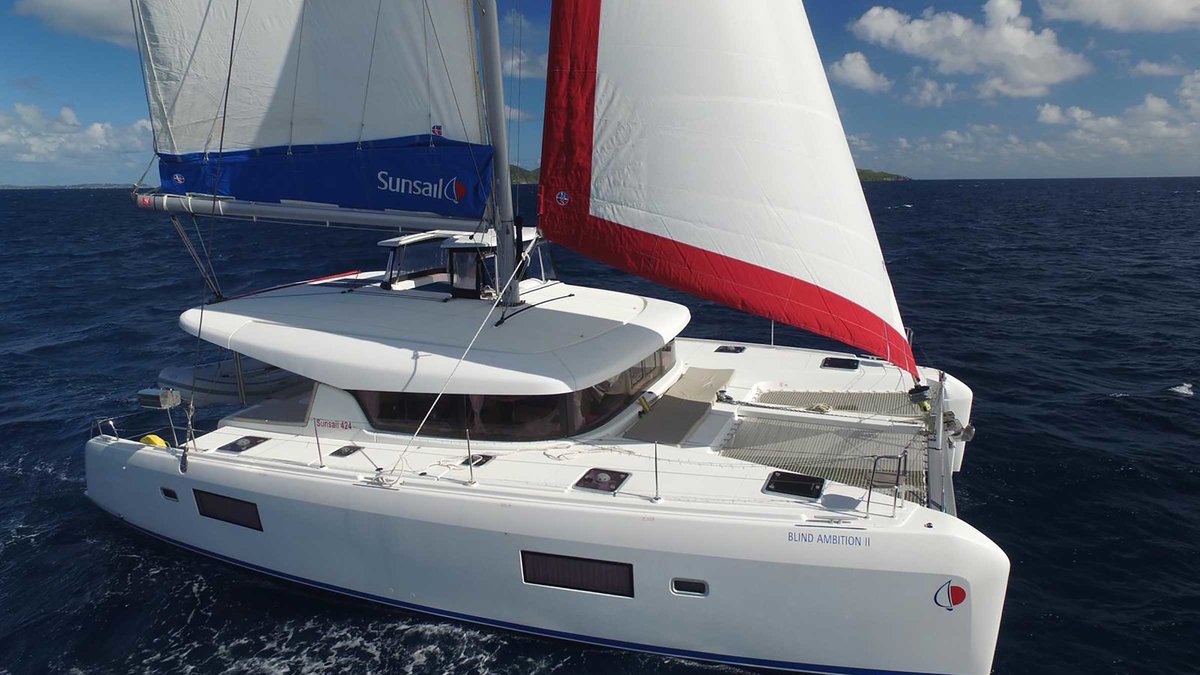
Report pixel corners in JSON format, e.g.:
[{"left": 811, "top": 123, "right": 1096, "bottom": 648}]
[{"left": 180, "top": 274, "right": 690, "bottom": 395}]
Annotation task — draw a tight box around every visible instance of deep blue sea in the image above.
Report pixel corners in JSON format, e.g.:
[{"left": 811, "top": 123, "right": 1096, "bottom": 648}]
[{"left": 1, "top": 178, "right": 1198, "bottom": 674}]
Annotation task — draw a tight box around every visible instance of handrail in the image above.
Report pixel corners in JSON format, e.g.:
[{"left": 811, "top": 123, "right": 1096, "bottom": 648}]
[{"left": 864, "top": 451, "right": 907, "bottom": 518}]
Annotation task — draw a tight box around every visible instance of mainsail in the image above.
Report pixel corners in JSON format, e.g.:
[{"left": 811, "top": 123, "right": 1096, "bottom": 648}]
[
  {"left": 539, "top": 0, "right": 918, "bottom": 375},
  {"left": 133, "top": 0, "right": 494, "bottom": 224}
]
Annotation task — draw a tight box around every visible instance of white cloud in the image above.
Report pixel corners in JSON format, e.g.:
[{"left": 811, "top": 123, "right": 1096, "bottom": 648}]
[
  {"left": 1180, "top": 71, "right": 1200, "bottom": 116},
  {"left": 1038, "top": 103, "right": 1069, "bottom": 124},
  {"left": 852, "top": 0, "right": 1091, "bottom": 98},
  {"left": 1132, "top": 58, "right": 1189, "bottom": 77},
  {"left": 1034, "top": 75, "right": 1200, "bottom": 159},
  {"left": 829, "top": 52, "right": 893, "bottom": 93},
  {"left": 14, "top": 0, "right": 133, "bottom": 47},
  {"left": 908, "top": 78, "right": 958, "bottom": 107},
  {"left": 847, "top": 133, "right": 879, "bottom": 153},
  {"left": 856, "top": 73, "right": 1200, "bottom": 177},
  {"left": 504, "top": 105, "right": 532, "bottom": 122},
  {"left": 502, "top": 48, "right": 548, "bottom": 79},
  {"left": 0, "top": 103, "right": 151, "bottom": 164},
  {"left": 1039, "top": 0, "right": 1200, "bottom": 32}
]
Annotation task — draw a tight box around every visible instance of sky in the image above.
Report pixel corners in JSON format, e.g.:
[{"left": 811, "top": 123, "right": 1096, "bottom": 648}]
[{"left": 0, "top": 0, "right": 1197, "bottom": 184}]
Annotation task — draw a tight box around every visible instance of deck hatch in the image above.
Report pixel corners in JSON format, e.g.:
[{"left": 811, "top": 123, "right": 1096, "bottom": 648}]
[
  {"left": 821, "top": 357, "right": 860, "bottom": 370},
  {"left": 215, "top": 436, "right": 269, "bottom": 453},
  {"left": 521, "top": 551, "right": 634, "bottom": 597},
  {"left": 194, "top": 489, "right": 264, "bottom": 531},
  {"left": 573, "top": 468, "right": 630, "bottom": 493},
  {"left": 461, "top": 454, "right": 494, "bottom": 467},
  {"left": 763, "top": 471, "right": 825, "bottom": 499},
  {"left": 331, "top": 445, "right": 362, "bottom": 457}
]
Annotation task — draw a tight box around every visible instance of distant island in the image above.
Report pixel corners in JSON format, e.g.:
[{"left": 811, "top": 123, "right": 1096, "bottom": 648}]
[
  {"left": 509, "top": 165, "right": 541, "bottom": 184},
  {"left": 509, "top": 166, "right": 910, "bottom": 184},
  {"left": 856, "top": 169, "right": 910, "bottom": 182},
  {"left": 0, "top": 183, "right": 128, "bottom": 190}
]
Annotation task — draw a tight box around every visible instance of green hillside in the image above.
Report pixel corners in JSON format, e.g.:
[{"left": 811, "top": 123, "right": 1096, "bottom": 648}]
[{"left": 856, "top": 169, "right": 910, "bottom": 182}]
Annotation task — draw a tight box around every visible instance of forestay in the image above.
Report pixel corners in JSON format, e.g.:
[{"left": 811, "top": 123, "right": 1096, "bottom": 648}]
[
  {"left": 133, "top": 0, "right": 493, "bottom": 221},
  {"left": 539, "top": 0, "right": 918, "bottom": 376}
]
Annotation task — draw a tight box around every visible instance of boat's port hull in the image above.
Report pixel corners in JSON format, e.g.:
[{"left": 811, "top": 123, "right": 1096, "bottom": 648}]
[{"left": 86, "top": 437, "right": 1008, "bottom": 674}]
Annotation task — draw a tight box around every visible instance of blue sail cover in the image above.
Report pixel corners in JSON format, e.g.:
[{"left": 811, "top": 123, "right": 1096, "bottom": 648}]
[
  {"left": 158, "top": 135, "right": 494, "bottom": 220},
  {"left": 134, "top": 0, "right": 496, "bottom": 224}
]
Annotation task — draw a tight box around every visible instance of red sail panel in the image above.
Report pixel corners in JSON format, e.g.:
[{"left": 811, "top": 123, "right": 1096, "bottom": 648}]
[{"left": 539, "top": 0, "right": 917, "bottom": 377}]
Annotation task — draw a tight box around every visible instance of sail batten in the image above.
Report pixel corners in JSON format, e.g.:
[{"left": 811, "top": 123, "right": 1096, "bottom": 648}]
[
  {"left": 135, "top": 0, "right": 494, "bottom": 223},
  {"left": 539, "top": 0, "right": 917, "bottom": 375}
]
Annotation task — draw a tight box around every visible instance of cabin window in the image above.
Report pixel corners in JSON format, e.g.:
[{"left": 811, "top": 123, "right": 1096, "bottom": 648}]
[
  {"left": 193, "top": 489, "right": 263, "bottom": 531},
  {"left": 352, "top": 342, "right": 675, "bottom": 441},
  {"left": 521, "top": 551, "right": 634, "bottom": 597},
  {"left": 386, "top": 237, "right": 450, "bottom": 284}
]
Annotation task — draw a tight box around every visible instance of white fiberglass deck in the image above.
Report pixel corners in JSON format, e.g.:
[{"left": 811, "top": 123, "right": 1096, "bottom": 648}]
[
  {"left": 180, "top": 273, "right": 690, "bottom": 395},
  {"left": 136, "top": 338, "right": 938, "bottom": 516}
]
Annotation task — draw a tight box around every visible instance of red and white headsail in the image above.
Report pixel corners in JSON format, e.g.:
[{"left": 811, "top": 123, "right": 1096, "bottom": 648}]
[{"left": 539, "top": 0, "right": 917, "bottom": 376}]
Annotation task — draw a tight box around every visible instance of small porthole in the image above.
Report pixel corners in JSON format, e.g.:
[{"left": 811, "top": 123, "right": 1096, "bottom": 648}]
[
  {"left": 672, "top": 578, "right": 708, "bottom": 596},
  {"left": 160, "top": 487, "right": 178, "bottom": 501}
]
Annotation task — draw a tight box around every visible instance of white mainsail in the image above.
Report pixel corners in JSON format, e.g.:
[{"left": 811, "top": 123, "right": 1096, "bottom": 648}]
[
  {"left": 133, "top": 0, "right": 494, "bottom": 224},
  {"left": 539, "top": 0, "right": 917, "bottom": 375}
]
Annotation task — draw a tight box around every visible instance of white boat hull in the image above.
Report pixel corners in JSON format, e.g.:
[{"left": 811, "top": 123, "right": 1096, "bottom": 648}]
[{"left": 86, "top": 435, "right": 1007, "bottom": 674}]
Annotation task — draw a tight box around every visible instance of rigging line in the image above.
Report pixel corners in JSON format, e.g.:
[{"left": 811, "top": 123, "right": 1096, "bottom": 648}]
[
  {"left": 185, "top": 262, "right": 211, "bottom": 451},
  {"left": 356, "top": 0, "right": 385, "bottom": 147},
  {"left": 170, "top": 215, "right": 221, "bottom": 297},
  {"left": 194, "top": 0, "right": 241, "bottom": 300},
  {"left": 201, "top": 0, "right": 253, "bottom": 156},
  {"left": 128, "top": 0, "right": 160, "bottom": 157},
  {"left": 191, "top": 214, "right": 223, "bottom": 297},
  {"left": 130, "top": 0, "right": 176, "bottom": 154},
  {"left": 505, "top": 0, "right": 516, "bottom": 156},
  {"left": 385, "top": 236, "right": 538, "bottom": 479},
  {"left": 513, "top": 0, "right": 523, "bottom": 202},
  {"left": 131, "top": 154, "right": 157, "bottom": 195},
  {"left": 286, "top": 0, "right": 308, "bottom": 153},
  {"left": 423, "top": 0, "right": 432, "bottom": 141},
  {"left": 423, "top": 0, "right": 490, "bottom": 232}
]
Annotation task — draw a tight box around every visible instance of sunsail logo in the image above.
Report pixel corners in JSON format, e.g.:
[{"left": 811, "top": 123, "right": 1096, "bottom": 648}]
[{"left": 377, "top": 171, "right": 467, "bottom": 204}]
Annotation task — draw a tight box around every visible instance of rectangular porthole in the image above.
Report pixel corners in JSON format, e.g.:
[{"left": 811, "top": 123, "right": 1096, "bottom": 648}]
[
  {"left": 671, "top": 578, "right": 708, "bottom": 596},
  {"left": 193, "top": 489, "right": 263, "bottom": 531},
  {"left": 521, "top": 551, "right": 634, "bottom": 598},
  {"left": 821, "top": 357, "right": 860, "bottom": 370},
  {"left": 160, "top": 487, "right": 178, "bottom": 502}
]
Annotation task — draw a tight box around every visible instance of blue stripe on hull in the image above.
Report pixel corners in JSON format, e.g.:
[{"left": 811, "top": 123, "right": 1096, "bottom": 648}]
[
  {"left": 157, "top": 135, "right": 494, "bottom": 220},
  {"left": 111, "top": 518, "right": 939, "bottom": 675}
]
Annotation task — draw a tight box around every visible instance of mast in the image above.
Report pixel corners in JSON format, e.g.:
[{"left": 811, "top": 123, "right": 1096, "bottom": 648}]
[{"left": 477, "top": 0, "right": 520, "bottom": 306}]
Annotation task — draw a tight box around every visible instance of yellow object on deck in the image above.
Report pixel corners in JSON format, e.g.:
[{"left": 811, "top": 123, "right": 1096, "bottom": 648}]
[{"left": 140, "top": 434, "right": 168, "bottom": 447}]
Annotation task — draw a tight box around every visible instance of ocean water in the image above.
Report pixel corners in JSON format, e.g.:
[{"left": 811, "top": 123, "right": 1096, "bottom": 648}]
[{"left": 0, "top": 178, "right": 1197, "bottom": 674}]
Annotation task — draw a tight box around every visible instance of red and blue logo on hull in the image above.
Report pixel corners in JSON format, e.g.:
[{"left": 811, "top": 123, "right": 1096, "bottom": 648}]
[{"left": 934, "top": 580, "right": 967, "bottom": 611}]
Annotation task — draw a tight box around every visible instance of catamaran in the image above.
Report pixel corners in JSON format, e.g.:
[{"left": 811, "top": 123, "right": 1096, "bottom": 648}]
[{"left": 87, "top": 1, "right": 1009, "bottom": 673}]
